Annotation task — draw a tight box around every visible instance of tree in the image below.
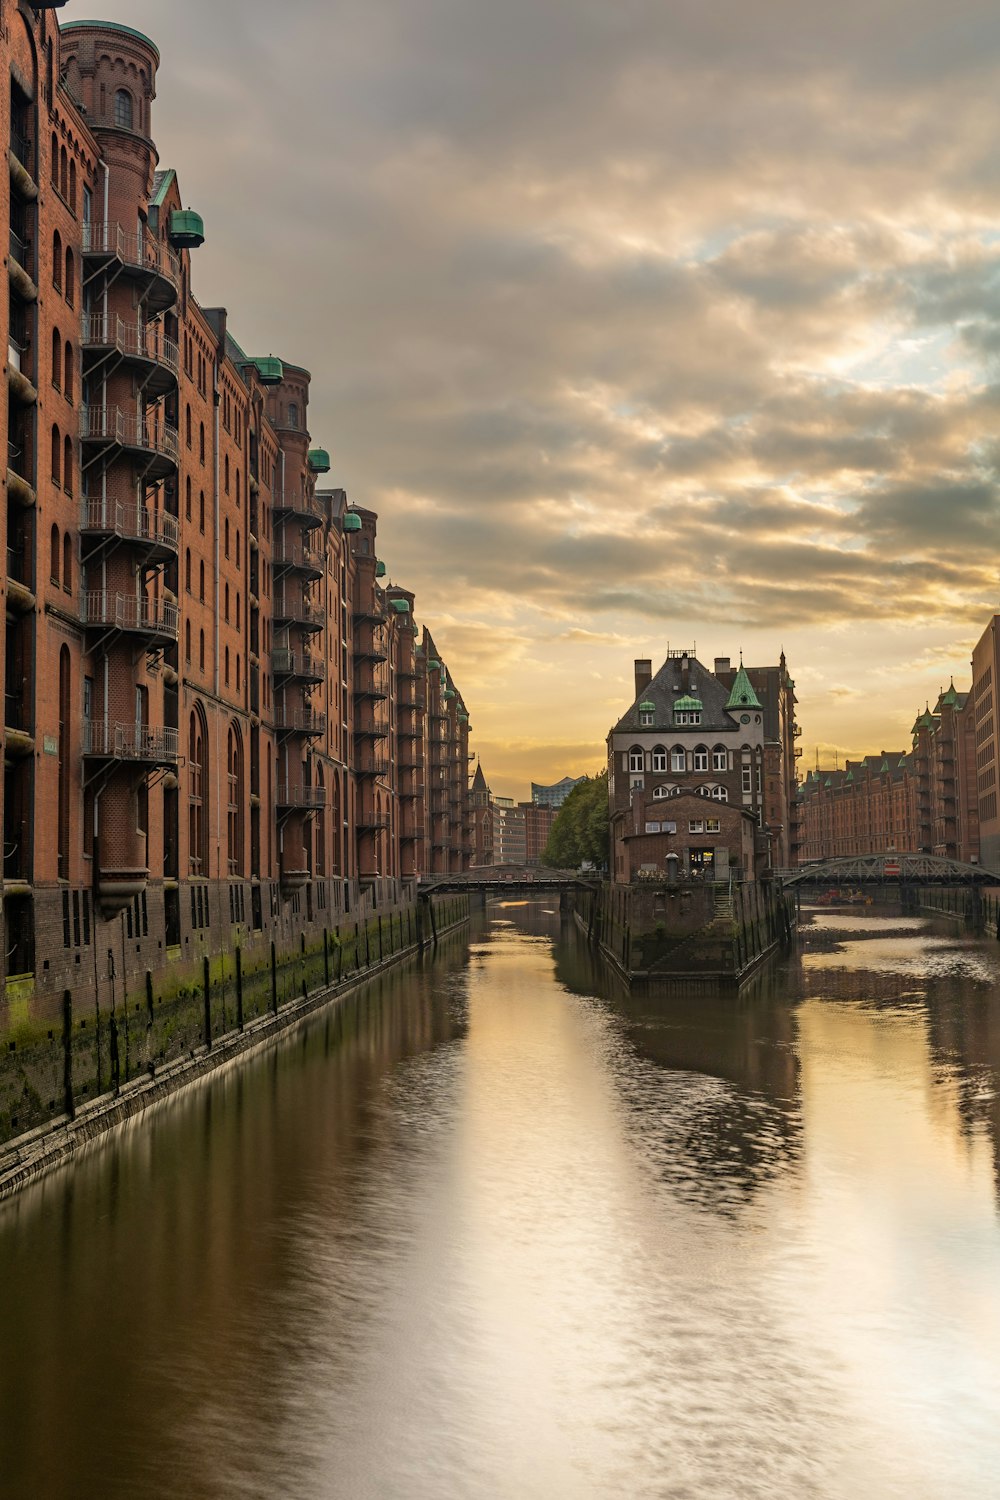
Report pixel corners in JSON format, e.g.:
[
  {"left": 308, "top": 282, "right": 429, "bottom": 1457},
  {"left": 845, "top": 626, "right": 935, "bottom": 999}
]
[{"left": 540, "top": 771, "right": 609, "bottom": 870}]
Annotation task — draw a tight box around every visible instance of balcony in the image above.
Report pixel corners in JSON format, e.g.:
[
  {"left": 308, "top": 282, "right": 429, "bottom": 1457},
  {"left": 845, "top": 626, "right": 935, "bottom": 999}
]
[
  {"left": 357, "top": 812, "right": 392, "bottom": 831},
  {"left": 82, "top": 222, "right": 179, "bottom": 312},
  {"left": 8, "top": 224, "right": 36, "bottom": 300},
  {"left": 274, "top": 707, "right": 327, "bottom": 738},
  {"left": 356, "top": 754, "right": 389, "bottom": 778},
  {"left": 397, "top": 694, "right": 426, "bottom": 711},
  {"left": 81, "top": 498, "right": 179, "bottom": 559},
  {"left": 276, "top": 784, "right": 327, "bottom": 809},
  {"left": 80, "top": 406, "right": 180, "bottom": 478},
  {"left": 274, "top": 591, "right": 324, "bottom": 631},
  {"left": 354, "top": 640, "right": 388, "bottom": 663},
  {"left": 353, "top": 680, "right": 388, "bottom": 702},
  {"left": 272, "top": 648, "right": 326, "bottom": 683},
  {"left": 354, "top": 720, "right": 389, "bottom": 741},
  {"left": 273, "top": 490, "right": 323, "bottom": 529},
  {"left": 81, "top": 590, "right": 179, "bottom": 643},
  {"left": 273, "top": 534, "right": 323, "bottom": 579},
  {"left": 83, "top": 720, "right": 179, "bottom": 764},
  {"left": 81, "top": 314, "right": 179, "bottom": 396}
]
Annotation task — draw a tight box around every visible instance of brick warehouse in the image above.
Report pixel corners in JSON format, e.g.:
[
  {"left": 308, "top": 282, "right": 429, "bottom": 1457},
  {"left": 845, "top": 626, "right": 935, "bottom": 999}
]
[{"left": 0, "top": 5, "right": 474, "bottom": 1100}]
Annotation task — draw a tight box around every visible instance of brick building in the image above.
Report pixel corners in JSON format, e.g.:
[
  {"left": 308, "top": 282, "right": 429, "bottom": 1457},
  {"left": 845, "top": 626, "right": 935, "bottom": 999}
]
[
  {"left": 972, "top": 617, "right": 1000, "bottom": 869},
  {"left": 798, "top": 681, "right": 979, "bottom": 865},
  {"left": 0, "top": 11, "right": 471, "bottom": 1006},
  {"left": 467, "top": 763, "right": 558, "bottom": 867},
  {"left": 608, "top": 649, "right": 797, "bottom": 882}
]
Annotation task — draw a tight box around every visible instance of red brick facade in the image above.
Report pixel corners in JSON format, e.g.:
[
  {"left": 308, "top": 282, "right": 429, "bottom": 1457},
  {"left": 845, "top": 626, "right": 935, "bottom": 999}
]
[{"left": 0, "top": 12, "right": 472, "bottom": 1002}]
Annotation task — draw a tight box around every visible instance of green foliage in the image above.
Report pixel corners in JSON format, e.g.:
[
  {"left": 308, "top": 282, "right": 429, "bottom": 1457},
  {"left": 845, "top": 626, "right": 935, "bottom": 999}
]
[{"left": 540, "top": 772, "right": 609, "bottom": 870}]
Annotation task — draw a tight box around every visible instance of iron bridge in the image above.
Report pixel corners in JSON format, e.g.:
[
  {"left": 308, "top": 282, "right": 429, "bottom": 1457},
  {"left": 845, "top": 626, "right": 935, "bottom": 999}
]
[{"left": 774, "top": 854, "right": 998, "bottom": 887}]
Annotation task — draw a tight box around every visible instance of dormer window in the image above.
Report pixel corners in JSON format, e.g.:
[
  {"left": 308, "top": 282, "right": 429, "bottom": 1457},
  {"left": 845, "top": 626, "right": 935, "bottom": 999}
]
[
  {"left": 638, "top": 699, "right": 655, "bottom": 727},
  {"left": 673, "top": 693, "right": 702, "bottom": 725}
]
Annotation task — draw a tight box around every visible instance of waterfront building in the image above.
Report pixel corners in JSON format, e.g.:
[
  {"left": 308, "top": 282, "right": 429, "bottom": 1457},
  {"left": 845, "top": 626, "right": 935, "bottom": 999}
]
[
  {"left": 607, "top": 649, "right": 797, "bottom": 882},
  {"left": 0, "top": 11, "right": 471, "bottom": 1011},
  {"left": 972, "top": 617, "right": 1000, "bottom": 869}
]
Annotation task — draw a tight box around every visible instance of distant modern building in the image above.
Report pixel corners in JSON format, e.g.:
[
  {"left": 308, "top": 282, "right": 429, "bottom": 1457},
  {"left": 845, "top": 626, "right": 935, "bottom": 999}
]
[{"left": 531, "top": 776, "right": 585, "bottom": 809}]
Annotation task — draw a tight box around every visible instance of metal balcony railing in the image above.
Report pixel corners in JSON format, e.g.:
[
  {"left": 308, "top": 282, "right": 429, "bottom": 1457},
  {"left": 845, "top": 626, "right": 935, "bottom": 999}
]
[
  {"left": 357, "top": 813, "right": 392, "bottom": 831},
  {"left": 273, "top": 490, "right": 323, "bottom": 527},
  {"left": 9, "top": 226, "right": 33, "bottom": 278},
  {"left": 274, "top": 591, "right": 325, "bottom": 627},
  {"left": 83, "top": 720, "right": 180, "bottom": 762},
  {"left": 273, "top": 535, "right": 323, "bottom": 574},
  {"left": 10, "top": 126, "right": 31, "bottom": 170},
  {"left": 274, "top": 707, "right": 327, "bottom": 736},
  {"left": 82, "top": 314, "right": 180, "bottom": 376},
  {"left": 276, "top": 784, "right": 327, "bottom": 808},
  {"left": 80, "top": 406, "right": 180, "bottom": 464},
  {"left": 82, "top": 221, "right": 180, "bottom": 288},
  {"left": 272, "top": 648, "right": 326, "bottom": 682},
  {"left": 81, "top": 590, "right": 179, "bottom": 639},
  {"left": 81, "top": 498, "right": 179, "bottom": 552}
]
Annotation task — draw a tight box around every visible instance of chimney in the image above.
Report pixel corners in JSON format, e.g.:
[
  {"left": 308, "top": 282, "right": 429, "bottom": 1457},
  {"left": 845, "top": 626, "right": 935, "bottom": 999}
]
[
  {"left": 681, "top": 653, "right": 690, "bottom": 692},
  {"left": 714, "top": 657, "right": 731, "bottom": 675},
  {"left": 634, "top": 659, "right": 652, "bottom": 699}
]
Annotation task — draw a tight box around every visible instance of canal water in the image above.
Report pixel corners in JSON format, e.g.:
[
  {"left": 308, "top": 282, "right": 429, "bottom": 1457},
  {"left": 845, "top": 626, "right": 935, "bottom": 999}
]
[{"left": 2, "top": 902, "right": 1000, "bottom": 1499}]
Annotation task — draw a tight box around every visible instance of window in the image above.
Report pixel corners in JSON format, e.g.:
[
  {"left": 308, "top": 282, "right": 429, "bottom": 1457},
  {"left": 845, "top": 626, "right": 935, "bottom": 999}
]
[
  {"left": 63, "top": 533, "right": 73, "bottom": 591},
  {"left": 628, "top": 746, "right": 644, "bottom": 773},
  {"left": 688, "top": 820, "right": 705, "bottom": 834},
  {"left": 51, "top": 132, "right": 58, "bottom": 184},
  {"left": 224, "top": 518, "right": 230, "bottom": 558},
  {"left": 225, "top": 646, "right": 230, "bottom": 685},
  {"left": 674, "top": 710, "right": 701, "bottom": 725},
  {"left": 52, "top": 231, "right": 62, "bottom": 291},
  {"left": 652, "top": 745, "right": 667, "bottom": 772},
  {"left": 185, "top": 405, "right": 192, "bottom": 448},
  {"left": 64, "top": 342, "right": 74, "bottom": 401},
  {"left": 51, "top": 425, "right": 61, "bottom": 485},
  {"left": 711, "top": 786, "right": 728, "bottom": 802},
  {"left": 69, "top": 160, "right": 77, "bottom": 213},
  {"left": 114, "top": 89, "right": 133, "bottom": 129},
  {"left": 671, "top": 747, "right": 686, "bottom": 773},
  {"left": 64, "top": 435, "right": 73, "bottom": 494},
  {"left": 224, "top": 455, "right": 230, "bottom": 493},
  {"left": 287, "top": 401, "right": 299, "bottom": 429},
  {"left": 199, "top": 630, "right": 205, "bottom": 670},
  {"left": 65, "top": 248, "right": 74, "bottom": 306},
  {"left": 60, "top": 145, "right": 68, "bottom": 199},
  {"left": 227, "top": 724, "right": 244, "bottom": 876},
  {"left": 199, "top": 561, "right": 205, "bottom": 602},
  {"left": 742, "top": 766, "right": 753, "bottom": 794},
  {"left": 706, "top": 818, "right": 721, "bottom": 834},
  {"left": 185, "top": 550, "right": 192, "bottom": 593},
  {"left": 639, "top": 708, "right": 654, "bottom": 727},
  {"left": 653, "top": 785, "right": 673, "bottom": 799},
  {"left": 224, "top": 581, "right": 230, "bottom": 622},
  {"left": 50, "top": 524, "right": 60, "bottom": 584},
  {"left": 188, "top": 707, "right": 208, "bottom": 875},
  {"left": 185, "top": 620, "right": 191, "bottom": 663},
  {"left": 693, "top": 745, "right": 709, "bottom": 772},
  {"left": 185, "top": 477, "right": 192, "bottom": 519},
  {"left": 199, "top": 423, "right": 205, "bottom": 464},
  {"left": 712, "top": 746, "right": 728, "bottom": 772},
  {"left": 199, "top": 491, "right": 205, "bottom": 532},
  {"left": 235, "top": 595, "right": 241, "bottom": 630}
]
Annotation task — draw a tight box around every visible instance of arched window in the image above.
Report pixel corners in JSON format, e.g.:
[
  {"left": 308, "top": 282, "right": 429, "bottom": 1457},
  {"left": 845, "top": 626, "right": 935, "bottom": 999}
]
[
  {"left": 185, "top": 619, "right": 191, "bottom": 663},
  {"left": 114, "top": 89, "right": 133, "bottom": 130},
  {"left": 63, "top": 435, "right": 73, "bottom": 494},
  {"left": 224, "top": 646, "right": 230, "bottom": 685},
  {"left": 51, "top": 424, "right": 61, "bottom": 484},
  {"left": 287, "top": 401, "right": 299, "bottom": 429},
  {"left": 50, "top": 524, "right": 60, "bottom": 584},
  {"left": 711, "top": 786, "right": 729, "bottom": 802},
  {"left": 235, "top": 654, "right": 241, "bottom": 691},
  {"left": 224, "top": 581, "right": 230, "bottom": 621},
  {"left": 60, "top": 145, "right": 68, "bottom": 199},
  {"left": 51, "top": 328, "right": 62, "bottom": 389},
  {"left": 693, "top": 745, "right": 709, "bottom": 772},
  {"left": 199, "top": 422, "right": 205, "bottom": 463},
  {"left": 235, "top": 470, "right": 241, "bottom": 507},
  {"left": 188, "top": 706, "right": 208, "bottom": 875},
  {"left": 69, "top": 160, "right": 77, "bottom": 212},
  {"left": 185, "top": 477, "right": 192, "bottom": 519},
  {"left": 199, "top": 560, "right": 205, "bottom": 601},
  {"left": 63, "top": 533, "right": 72, "bottom": 592},
  {"left": 185, "top": 405, "right": 192, "bottom": 447},
  {"left": 65, "top": 248, "right": 74, "bottom": 306},
  {"left": 224, "top": 454, "right": 230, "bottom": 493},
  {"left": 199, "top": 630, "right": 205, "bottom": 670},
  {"left": 63, "top": 342, "right": 74, "bottom": 401},
  {"left": 224, "top": 517, "right": 230, "bottom": 558},
  {"left": 315, "top": 765, "right": 326, "bottom": 876},
  {"left": 227, "top": 723, "right": 244, "bottom": 876},
  {"left": 235, "top": 530, "right": 240, "bottom": 568},
  {"left": 199, "top": 490, "right": 205, "bottom": 532},
  {"left": 51, "top": 132, "right": 58, "bottom": 184},
  {"left": 651, "top": 745, "right": 667, "bottom": 773},
  {"left": 628, "top": 745, "right": 644, "bottom": 774},
  {"left": 52, "top": 231, "right": 62, "bottom": 291},
  {"left": 184, "top": 549, "right": 191, "bottom": 592},
  {"left": 671, "top": 746, "right": 686, "bottom": 773},
  {"left": 235, "top": 594, "right": 241, "bottom": 630}
]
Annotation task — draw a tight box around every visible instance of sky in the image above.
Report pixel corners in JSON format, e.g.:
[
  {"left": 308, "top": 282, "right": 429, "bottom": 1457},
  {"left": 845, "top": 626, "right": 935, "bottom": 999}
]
[{"left": 82, "top": 0, "right": 1000, "bottom": 798}]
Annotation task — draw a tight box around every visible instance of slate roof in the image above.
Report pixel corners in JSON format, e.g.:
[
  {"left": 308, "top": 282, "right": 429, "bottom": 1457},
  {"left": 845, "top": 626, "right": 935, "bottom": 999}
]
[{"left": 612, "top": 654, "right": 744, "bottom": 734}]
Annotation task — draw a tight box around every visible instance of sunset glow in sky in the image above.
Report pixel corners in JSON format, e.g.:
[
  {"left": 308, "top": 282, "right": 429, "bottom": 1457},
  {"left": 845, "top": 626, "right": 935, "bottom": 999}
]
[{"left": 92, "top": 0, "right": 1000, "bottom": 797}]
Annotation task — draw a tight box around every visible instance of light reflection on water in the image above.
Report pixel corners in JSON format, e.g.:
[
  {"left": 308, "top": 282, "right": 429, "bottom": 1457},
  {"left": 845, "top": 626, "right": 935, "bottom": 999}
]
[{"left": 1, "top": 907, "right": 1000, "bottom": 1498}]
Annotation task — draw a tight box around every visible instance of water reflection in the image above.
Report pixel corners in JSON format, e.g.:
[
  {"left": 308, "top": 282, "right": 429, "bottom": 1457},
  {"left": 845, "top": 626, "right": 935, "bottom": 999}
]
[{"left": 1, "top": 905, "right": 999, "bottom": 1498}]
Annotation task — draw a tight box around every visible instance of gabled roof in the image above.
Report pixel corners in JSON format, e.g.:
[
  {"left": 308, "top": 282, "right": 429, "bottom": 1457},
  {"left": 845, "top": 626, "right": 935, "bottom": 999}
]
[
  {"left": 611, "top": 654, "right": 744, "bottom": 734},
  {"left": 725, "top": 663, "right": 762, "bottom": 711}
]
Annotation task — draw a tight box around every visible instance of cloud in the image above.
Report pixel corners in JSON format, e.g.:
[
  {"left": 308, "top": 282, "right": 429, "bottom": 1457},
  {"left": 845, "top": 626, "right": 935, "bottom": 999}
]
[{"left": 93, "top": 0, "right": 1000, "bottom": 793}]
